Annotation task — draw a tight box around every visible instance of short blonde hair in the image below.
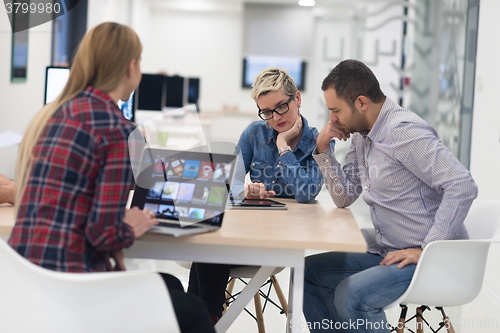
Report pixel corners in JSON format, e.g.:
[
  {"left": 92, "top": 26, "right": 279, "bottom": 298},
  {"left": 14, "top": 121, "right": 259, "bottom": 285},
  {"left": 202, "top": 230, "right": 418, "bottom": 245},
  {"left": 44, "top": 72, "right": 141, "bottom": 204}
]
[{"left": 250, "top": 67, "right": 298, "bottom": 101}]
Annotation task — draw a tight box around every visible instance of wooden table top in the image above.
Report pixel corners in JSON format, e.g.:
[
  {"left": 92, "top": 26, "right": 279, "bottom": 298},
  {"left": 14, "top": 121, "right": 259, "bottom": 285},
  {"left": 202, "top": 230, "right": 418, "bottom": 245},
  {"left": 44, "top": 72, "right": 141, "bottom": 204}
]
[
  {"left": 0, "top": 193, "right": 367, "bottom": 253},
  {"left": 139, "top": 194, "right": 367, "bottom": 253}
]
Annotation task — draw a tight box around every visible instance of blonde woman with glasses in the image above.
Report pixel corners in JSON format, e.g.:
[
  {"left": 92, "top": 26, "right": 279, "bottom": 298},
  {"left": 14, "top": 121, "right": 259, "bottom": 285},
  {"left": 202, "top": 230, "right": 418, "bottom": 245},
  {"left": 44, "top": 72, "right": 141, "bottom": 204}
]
[
  {"left": 8, "top": 22, "right": 214, "bottom": 333},
  {"left": 188, "top": 67, "right": 334, "bottom": 323},
  {"left": 234, "top": 67, "right": 328, "bottom": 202}
]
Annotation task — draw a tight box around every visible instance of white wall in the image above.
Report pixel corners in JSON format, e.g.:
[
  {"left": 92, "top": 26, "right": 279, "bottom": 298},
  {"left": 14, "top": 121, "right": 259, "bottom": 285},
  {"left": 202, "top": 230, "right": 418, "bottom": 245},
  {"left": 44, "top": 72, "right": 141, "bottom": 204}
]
[
  {"left": 243, "top": 3, "right": 314, "bottom": 58},
  {"left": 145, "top": 5, "right": 249, "bottom": 112},
  {"left": 470, "top": 0, "right": 500, "bottom": 316},
  {"left": 470, "top": 0, "right": 500, "bottom": 204},
  {"left": 88, "top": 0, "right": 254, "bottom": 112},
  {"left": 87, "top": 0, "right": 401, "bottom": 130},
  {"left": 0, "top": 13, "right": 52, "bottom": 178},
  {"left": 87, "top": 0, "right": 130, "bottom": 28},
  {"left": 359, "top": 1, "right": 403, "bottom": 104},
  {"left": 143, "top": 1, "right": 318, "bottom": 120}
]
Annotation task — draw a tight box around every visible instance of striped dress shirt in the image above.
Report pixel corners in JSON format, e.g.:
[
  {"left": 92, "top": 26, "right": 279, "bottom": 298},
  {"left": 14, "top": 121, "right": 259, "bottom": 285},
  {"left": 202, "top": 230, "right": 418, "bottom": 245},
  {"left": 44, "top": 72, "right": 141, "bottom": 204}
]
[{"left": 314, "top": 98, "right": 478, "bottom": 256}]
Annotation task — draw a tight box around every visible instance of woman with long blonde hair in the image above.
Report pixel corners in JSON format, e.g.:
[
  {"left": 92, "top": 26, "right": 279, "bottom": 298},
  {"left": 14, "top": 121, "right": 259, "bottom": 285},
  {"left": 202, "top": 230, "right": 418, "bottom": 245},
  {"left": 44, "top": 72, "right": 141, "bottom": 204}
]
[{"left": 8, "top": 22, "right": 214, "bottom": 332}]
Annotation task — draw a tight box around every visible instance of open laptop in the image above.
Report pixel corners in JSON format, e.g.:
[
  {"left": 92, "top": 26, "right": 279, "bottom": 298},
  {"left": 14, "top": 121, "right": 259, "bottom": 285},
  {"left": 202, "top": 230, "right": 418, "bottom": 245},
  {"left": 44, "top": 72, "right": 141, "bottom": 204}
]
[{"left": 131, "top": 148, "right": 237, "bottom": 237}]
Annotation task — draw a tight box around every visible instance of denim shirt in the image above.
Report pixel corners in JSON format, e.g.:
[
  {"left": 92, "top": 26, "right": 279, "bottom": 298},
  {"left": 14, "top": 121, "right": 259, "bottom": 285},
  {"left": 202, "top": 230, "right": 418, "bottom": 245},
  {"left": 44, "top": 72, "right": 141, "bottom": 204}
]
[{"left": 234, "top": 116, "right": 330, "bottom": 203}]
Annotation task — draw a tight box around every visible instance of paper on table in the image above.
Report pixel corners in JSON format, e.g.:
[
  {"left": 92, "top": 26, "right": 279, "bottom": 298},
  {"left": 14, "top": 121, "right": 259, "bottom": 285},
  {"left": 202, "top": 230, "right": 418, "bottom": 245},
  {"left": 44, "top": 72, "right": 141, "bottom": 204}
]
[{"left": 0, "top": 131, "right": 23, "bottom": 148}]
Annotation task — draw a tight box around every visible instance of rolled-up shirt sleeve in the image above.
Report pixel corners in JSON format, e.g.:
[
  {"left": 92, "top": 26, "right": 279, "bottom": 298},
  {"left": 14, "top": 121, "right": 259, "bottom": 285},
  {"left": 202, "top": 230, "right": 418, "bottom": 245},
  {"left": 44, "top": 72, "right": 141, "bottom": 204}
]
[{"left": 313, "top": 139, "right": 363, "bottom": 208}]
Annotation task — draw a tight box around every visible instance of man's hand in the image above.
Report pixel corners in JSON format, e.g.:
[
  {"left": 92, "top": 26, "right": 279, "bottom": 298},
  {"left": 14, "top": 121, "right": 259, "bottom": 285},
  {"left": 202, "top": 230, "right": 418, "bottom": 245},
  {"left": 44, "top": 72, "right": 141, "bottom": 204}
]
[
  {"left": 379, "top": 248, "right": 422, "bottom": 269},
  {"left": 277, "top": 114, "right": 302, "bottom": 150},
  {"left": 124, "top": 207, "right": 158, "bottom": 238},
  {"left": 0, "top": 173, "right": 15, "bottom": 205},
  {"left": 244, "top": 182, "right": 276, "bottom": 200},
  {"left": 316, "top": 121, "right": 350, "bottom": 154}
]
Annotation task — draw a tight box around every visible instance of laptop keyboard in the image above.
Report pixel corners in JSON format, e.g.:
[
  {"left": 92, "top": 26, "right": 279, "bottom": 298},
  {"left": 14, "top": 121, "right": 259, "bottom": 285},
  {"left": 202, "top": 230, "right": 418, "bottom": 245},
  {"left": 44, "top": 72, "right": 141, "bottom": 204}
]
[{"left": 158, "top": 221, "right": 202, "bottom": 229}]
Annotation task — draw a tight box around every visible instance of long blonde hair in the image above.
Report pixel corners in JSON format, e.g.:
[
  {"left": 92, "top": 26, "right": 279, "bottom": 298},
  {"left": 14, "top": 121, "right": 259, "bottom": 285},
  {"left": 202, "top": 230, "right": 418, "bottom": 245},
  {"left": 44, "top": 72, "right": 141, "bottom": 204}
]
[{"left": 15, "top": 22, "right": 142, "bottom": 208}]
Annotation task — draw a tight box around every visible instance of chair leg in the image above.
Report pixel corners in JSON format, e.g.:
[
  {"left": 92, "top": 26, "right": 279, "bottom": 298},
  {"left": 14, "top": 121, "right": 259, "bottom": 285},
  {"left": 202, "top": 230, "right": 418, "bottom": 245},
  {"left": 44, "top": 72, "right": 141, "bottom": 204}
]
[
  {"left": 436, "top": 307, "right": 456, "bottom": 333},
  {"left": 254, "top": 292, "right": 266, "bottom": 333},
  {"left": 395, "top": 305, "right": 407, "bottom": 333},
  {"left": 270, "top": 275, "right": 288, "bottom": 316},
  {"left": 227, "top": 278, "right": 236, "bottom": 296},
  {"left": 224, "top": 278, "right": 236, "bottom": 315},
  {"left": 445, "top": 319, "right": 456, "bottom": 333},
  {"left": 225, "top": 274, "right": 288, "bottom": 330},
  {"left": 222, "top": 299, "right": 228, "bottom": 315},
  {"left": 394, "top": 305, "right": 453, "bottom": 333},
  {"left": 416, "top": 306, "right": 424, "bottom": 333}
]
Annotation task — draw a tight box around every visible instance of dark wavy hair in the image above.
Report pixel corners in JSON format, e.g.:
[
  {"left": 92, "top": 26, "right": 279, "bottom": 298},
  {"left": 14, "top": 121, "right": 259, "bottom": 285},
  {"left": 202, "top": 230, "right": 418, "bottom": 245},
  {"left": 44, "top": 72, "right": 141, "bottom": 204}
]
[{"left": 321, "top": 59, "right": 385, "bottom": 107}]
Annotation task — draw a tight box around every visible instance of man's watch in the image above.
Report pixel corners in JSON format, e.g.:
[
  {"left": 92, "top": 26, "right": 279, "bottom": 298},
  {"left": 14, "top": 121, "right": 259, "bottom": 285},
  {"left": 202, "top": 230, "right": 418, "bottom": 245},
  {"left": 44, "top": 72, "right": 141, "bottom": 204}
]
[{"left": 278, "top": 145, "right": 292, "bottom": 156}]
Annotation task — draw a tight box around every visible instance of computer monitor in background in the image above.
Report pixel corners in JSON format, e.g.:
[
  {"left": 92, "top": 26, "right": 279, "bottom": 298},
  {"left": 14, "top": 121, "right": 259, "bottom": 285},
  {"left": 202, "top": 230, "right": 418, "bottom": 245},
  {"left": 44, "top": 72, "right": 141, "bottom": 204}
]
[
  {"left": 188, "top": 78, "right": 200, "bottom": 112},
  {"left": 44, "top": 66, "right": 136, "bottom": 122},
  {"left": 44, "top": 66, "right": 70, "bottom": 104},
  {"left": 242, "top": 56, "right": 307, "bottom": 91},
  {"left": 165, "top": 75, "right": 186, "bottom": 108},
  {"left": 117, "top": 90, "right": 136, "bottom": 122},
  {"left": 137, "top": 74, "right": 166, "bottom": 111}
]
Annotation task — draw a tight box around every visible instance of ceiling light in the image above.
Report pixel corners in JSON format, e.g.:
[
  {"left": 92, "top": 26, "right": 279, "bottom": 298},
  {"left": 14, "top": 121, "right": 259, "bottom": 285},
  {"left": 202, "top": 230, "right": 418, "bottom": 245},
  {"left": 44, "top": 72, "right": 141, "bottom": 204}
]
[{"left": 298, "top": 0, "right": 315, "bottom": 6}]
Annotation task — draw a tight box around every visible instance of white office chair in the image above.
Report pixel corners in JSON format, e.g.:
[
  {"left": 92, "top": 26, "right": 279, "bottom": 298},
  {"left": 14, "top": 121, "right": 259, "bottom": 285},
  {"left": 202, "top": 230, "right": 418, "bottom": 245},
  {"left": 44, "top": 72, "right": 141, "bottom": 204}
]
[
  {"left": 369, "top": 200, "right": 500, "bottom": 333},
  {"left": 177, "top": 262, "right": 288, "bottom": 333},
  {"left": 0, "top": 238, "right": 180, "bottom": 333}
]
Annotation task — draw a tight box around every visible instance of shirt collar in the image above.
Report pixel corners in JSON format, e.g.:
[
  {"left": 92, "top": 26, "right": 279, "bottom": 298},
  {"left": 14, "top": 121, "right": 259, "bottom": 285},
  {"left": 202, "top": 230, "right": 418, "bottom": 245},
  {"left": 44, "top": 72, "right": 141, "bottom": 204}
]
[
  {"left": 81, "top": 86, "right": 118, "bottom": 108},
  {"left": 366, "top": 97, "right": 396, "bottom": 142}
]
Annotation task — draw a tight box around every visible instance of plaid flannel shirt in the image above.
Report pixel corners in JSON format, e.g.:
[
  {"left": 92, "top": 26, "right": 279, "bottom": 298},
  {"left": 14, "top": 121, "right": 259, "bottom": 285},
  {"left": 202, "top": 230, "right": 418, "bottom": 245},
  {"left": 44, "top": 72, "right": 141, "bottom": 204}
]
[{"left": 9, "top": 87, "right": 136, "bottom": 272}]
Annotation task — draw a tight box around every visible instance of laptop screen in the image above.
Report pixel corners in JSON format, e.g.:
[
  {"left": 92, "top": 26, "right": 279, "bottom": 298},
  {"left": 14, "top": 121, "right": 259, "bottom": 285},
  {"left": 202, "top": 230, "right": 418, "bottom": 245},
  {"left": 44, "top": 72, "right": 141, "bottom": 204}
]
[{"left": 131, "top": 149, "right": 237, "bottom": 226}]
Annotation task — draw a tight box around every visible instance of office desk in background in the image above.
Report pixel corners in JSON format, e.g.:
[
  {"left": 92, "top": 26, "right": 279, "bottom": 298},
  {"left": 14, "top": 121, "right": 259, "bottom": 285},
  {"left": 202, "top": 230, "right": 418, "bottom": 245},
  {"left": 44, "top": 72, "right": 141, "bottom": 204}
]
[
  {"left": 134, "top": 109, "right": 259, "bottom": 150},
  {"left": 0, "top": 195, "right": 367, "bottom": 333}
]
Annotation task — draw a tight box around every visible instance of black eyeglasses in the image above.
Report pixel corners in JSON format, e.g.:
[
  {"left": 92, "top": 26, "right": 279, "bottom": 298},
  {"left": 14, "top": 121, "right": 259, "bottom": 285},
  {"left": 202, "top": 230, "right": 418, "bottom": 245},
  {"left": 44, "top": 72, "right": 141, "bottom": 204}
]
[{"left": 258, "top": 95, "right": 294, "bottom": 120}]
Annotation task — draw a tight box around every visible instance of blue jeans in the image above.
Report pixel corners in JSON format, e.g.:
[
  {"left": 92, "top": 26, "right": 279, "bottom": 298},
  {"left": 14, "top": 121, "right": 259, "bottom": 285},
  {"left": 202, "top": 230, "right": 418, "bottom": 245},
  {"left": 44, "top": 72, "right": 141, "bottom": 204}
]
[{"left": 303, "top": 252, "right": 416, "bottom": 333}]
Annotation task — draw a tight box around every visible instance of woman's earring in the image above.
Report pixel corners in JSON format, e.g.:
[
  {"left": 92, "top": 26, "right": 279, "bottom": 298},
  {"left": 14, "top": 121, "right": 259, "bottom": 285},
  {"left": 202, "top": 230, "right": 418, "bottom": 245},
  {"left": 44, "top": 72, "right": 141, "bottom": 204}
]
[{"left": 265, "top": 122, "right": 272, "bottom": 129}]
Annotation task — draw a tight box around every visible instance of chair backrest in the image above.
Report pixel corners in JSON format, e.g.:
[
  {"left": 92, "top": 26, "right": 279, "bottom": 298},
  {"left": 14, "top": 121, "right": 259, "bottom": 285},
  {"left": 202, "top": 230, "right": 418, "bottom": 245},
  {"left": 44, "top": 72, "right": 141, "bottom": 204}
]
[
  {"left": 0, "top": 238, "right": 180, "bottom": 333},
  {"left": 395, "top": 239, "right": 490, "bottom": 307},
  {"left": 384, "top": 200, "right": 500, "bottom": 310},
  {"left": 464, "top": 200, "right": 500, "bottom": 240}
]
